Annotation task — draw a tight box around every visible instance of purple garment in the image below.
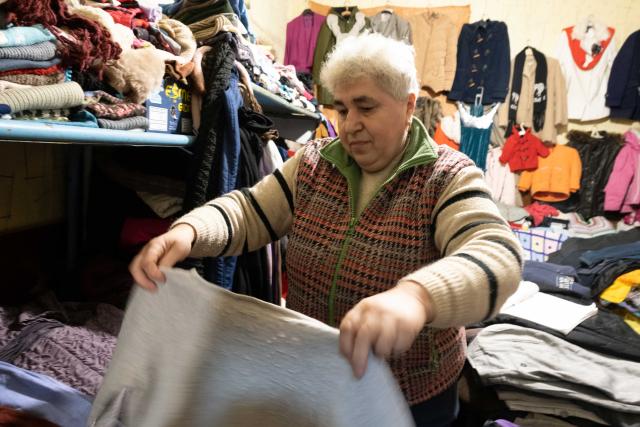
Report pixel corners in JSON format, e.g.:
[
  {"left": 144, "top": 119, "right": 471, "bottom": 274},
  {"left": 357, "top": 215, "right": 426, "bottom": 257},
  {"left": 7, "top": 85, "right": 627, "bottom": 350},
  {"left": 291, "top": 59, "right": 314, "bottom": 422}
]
[
  {"left": 284, "top": 12, "right": 325, "bottom": 74},
  {"left": 0, "top": 295, "right": 123, "bottom": 397}
]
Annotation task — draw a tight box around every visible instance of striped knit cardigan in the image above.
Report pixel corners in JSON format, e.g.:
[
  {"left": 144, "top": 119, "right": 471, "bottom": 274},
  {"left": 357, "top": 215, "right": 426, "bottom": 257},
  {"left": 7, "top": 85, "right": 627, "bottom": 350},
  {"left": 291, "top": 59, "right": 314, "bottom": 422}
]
[{"left": 176, "top": 118, "right": 523, "bottom": 405}]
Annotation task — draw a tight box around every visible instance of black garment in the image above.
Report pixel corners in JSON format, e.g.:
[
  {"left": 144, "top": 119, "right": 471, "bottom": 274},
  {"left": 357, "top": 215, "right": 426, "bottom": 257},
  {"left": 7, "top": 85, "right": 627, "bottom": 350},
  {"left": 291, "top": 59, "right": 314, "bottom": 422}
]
[
  {"left": 473, "top": 305, "right": 640, "bottom": 363},
  {"left": 232, "top": 107, "right": 275, "bottom": 303},
  {"left": 579, "top": 260, "right": 640, "bottom": 297},
  {"left": 448, "top": 20, "right": 511, "bottom": 104},
  {"left": 180, "top": 35, "right": 235, "bottom": 276},
  {"left": 606, "top": 29, "right": 640, "bottom": 120},
  {"left": 506, "top": 47, "right": 547, "bottom": 137},
  {"left": 566, "top": 130, "right": 623, "bottom": 219},
  {"left": 411, "top": 382, "right": 458, "bottom": 427},
  {"left": 296, "top": 71, "right": 313, "bottom": 92},
  {"left": 547, "top": 228, "right": 640, "bottom": 267}
]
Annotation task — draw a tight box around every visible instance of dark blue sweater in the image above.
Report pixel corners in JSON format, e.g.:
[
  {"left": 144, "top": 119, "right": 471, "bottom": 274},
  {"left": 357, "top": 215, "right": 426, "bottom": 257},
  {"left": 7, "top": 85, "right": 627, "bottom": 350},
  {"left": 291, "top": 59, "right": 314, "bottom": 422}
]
[{"left": 606, "top": 30, "right": 640, "bottom": 120}]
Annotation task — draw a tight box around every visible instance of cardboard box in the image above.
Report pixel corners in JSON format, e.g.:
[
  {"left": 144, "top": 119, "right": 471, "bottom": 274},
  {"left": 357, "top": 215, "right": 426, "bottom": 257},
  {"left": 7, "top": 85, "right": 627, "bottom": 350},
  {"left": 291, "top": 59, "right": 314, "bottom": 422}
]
[{"left": 146, "top": 77, "right": 192, "bottom": 135}]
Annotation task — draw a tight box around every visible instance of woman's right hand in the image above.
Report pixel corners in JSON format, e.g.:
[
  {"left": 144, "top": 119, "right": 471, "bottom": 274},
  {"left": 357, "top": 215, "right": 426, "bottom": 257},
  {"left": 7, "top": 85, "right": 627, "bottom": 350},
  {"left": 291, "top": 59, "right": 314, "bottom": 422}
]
[{"left": 129, "top": 223, "right": 196, "bottom": 291}]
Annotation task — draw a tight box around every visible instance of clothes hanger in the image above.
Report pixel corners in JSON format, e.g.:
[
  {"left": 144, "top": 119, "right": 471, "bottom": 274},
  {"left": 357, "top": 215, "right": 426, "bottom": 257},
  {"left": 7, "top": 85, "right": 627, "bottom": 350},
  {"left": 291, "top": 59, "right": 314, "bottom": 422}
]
[
  {"left": 474, "top": 86, "right": 484, "bottom": 108},
  {"left": 301, "top": 0, "right": 312, "bottom": 15},
  {"left": 590, "top": 126, "right": 603, "bottom": 139},
  {"left": 341, "top": 0, "right": 352, "bottom": 17},
  {"left": 518, "top": 123, "right": 527, "bottom": 136}
]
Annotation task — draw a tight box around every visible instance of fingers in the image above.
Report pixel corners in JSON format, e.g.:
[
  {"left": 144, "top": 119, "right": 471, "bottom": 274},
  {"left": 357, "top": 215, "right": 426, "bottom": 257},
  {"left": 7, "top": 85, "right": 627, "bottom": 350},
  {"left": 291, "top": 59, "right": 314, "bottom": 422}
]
[
  {"left": 129, "top": 240, "right": 166, "bottom": 291},
  {"left": 351, "top": 320, "right": 378, "bottom": 379},
  {"left": 373, "top": 318, "right": 396, "bottom": 359},
  {"left": 158, "top": 244, "right": 187, "bottom": 269},
  {"left": 339, "top": 310, "right": 360, "bottom": 360}
]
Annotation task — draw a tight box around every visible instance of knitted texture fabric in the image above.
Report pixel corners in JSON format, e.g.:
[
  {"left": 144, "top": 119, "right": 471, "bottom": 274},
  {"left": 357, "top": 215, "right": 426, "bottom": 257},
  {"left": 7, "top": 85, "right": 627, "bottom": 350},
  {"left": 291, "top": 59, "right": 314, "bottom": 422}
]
[
  {"left": 180, "top": 35, "right": 235, "bottom": 278},
  {"left": 0, "top": 81, "right": 84, "bottom": 114},
  {"left": 0, "top": 73, "right": 64, "bottom": 86},
  {"left": 14, "top": 108, "right": 71, "bottom": 120},
  {"left": 182, "top": 37, "right": 235, "bottom": 212},
  {"left": 0, "top": 58, "right": 61, "bottom": 73},
  {"left": 0, "top": 25, "right": 55, "bottom": 47},
  {"left": 0, "top": 64, "right": 61, "bottom": 77},
  {"left": 5, "top": 0, "right": 122, "bottom": 75},
  {"left": 0, "top": 41, "right": 57, "bottom": 61},
  {"left": 286, "top": 140, "right": 473, "bottom": 405},
  {"left": 86, "top": 90, "right": 146, "bottom": 119},
  {"left": 97, "top": 116, "right": 149, "bottom": 130},
  {"left": 171, "top": 0, "right": 234, "bottom": 26}
]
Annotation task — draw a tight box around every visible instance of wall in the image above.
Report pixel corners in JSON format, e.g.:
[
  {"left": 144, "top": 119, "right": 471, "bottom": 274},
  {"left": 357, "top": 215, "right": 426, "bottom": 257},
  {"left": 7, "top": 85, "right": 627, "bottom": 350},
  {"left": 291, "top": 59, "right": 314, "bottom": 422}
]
[
  {"left": 247, "top": 0, "right": 640, "bottom": 136},
  {"left": 0, "top": 143, "right": 65, "bottom": 235}
]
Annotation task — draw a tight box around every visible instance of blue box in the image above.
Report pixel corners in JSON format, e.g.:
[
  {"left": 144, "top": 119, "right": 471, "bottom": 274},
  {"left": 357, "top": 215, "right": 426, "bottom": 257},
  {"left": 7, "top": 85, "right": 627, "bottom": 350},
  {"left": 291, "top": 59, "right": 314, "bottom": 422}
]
[{"left": 146, "top": 77, "right": 192, "bottom": 135}]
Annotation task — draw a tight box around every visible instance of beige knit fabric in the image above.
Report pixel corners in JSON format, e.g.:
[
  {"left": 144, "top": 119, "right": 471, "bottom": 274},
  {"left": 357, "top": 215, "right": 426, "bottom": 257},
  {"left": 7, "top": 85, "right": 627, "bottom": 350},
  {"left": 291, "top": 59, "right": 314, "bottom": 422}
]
[
  {"left": 0, "top": 73, "right": 64, "bottom": 86},
  {"left": 0, "top": 81, "right": 84, "bottom": 113}
]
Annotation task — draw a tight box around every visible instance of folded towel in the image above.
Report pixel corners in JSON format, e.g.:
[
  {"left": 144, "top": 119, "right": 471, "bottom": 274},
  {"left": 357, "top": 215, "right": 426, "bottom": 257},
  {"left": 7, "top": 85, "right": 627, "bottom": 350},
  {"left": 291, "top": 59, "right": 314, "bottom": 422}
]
[{"left": 0, "top": 81, "right": 84, "bottom": 114}]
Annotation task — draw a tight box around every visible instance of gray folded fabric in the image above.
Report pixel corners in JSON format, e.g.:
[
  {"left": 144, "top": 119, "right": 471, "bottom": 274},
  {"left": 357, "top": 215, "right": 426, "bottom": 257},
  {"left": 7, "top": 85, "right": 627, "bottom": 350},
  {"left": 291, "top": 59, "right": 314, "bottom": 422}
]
[
  {"left": 0, "top": 81, "right": 84, "bottom": 114},
  {"left": 89, "top": 268, "right": 413, "bottom": 427},
  {"left": 0, "top": 41, "right": 57, "bottom": 61},
  {"left": 97, "top": 116, "right": 149, "bottom": 131}
]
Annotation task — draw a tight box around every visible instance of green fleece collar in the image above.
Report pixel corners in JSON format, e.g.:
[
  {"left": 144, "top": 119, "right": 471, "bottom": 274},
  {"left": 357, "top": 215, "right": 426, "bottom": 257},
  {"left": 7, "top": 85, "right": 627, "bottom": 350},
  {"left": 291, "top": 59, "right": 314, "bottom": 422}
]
[{"left": 319, "top": 116, "right": 439, "bottom": 180}]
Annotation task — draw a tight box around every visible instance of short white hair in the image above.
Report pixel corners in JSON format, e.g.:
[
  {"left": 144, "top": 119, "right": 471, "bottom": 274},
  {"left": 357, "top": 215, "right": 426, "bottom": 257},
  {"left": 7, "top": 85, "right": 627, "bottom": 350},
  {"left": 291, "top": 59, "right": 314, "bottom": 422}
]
[{"left": 320, "top": 32, "right": 420, "bottom": 100}]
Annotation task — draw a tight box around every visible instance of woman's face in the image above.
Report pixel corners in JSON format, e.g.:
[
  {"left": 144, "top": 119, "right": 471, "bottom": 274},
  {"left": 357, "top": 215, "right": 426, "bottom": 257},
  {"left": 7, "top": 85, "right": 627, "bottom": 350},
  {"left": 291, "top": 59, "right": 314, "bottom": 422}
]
[{"left": 333, "top": 77, "right": 416, "bottom": 173}]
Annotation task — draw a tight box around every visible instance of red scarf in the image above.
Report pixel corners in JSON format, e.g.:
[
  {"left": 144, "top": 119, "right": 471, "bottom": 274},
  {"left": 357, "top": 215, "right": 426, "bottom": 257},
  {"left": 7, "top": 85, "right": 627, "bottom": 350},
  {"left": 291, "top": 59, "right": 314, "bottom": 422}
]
[{"left": 564, "top": 26, "right": 614, "bottom": 71}]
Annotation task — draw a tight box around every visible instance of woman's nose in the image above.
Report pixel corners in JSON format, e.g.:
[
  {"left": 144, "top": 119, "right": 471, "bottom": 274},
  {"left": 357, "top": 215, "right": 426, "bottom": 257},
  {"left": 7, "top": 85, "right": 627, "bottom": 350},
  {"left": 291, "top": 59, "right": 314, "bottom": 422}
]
[{"left": 343, "top": 111, "right": 362, "bottom": 133}]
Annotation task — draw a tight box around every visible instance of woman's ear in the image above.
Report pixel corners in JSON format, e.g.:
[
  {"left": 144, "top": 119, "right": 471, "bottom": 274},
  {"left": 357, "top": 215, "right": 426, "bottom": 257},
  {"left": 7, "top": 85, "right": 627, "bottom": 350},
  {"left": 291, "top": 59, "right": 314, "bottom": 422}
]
[{"left": 406, "top": 93, "right": 417, "bottom": 124}]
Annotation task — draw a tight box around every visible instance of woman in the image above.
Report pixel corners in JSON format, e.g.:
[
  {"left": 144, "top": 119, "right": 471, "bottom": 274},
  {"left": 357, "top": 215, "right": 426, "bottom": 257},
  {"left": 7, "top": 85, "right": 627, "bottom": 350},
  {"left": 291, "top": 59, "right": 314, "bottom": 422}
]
[{"left": 130, "top": 33, "right": 522, "bottom": 426}]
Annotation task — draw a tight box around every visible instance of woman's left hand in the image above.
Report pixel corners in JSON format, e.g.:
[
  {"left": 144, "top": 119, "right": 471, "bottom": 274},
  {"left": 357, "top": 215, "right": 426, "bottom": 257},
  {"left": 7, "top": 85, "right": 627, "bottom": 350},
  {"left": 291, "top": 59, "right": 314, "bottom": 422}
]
[{"left": 339, "top": 281, "right": 434, "bottom": 378}]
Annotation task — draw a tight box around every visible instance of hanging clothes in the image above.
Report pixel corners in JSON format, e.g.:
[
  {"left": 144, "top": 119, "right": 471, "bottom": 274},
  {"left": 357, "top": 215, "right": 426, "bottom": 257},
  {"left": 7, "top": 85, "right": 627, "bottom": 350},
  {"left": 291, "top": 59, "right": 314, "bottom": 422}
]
[
  {"left": 556, "top": 17, "right": 616, "bottom": 121},
  {"left": 606, "top": 29, "right": 640, "bottom": 120},
  {"left": 448, "top": 20, "right": 511, "bottom": 104},
  {"left": 458, "top": 102, "right": 499, "bottom": 170},
  {"left": 370, "top": 10, "right": 412, "bottom": 44},
  {"left": 413, "top": 95, "right": 442, "bottom": 136},
  {"left": 499, "top": 126, "right": 550, "bottom": 173},
  {"left": 604, "top": 130, "right": 640, "bottom": 213},
  {"left": 233, "top": 107, "right": 275, "bottom": 302},
  {"left": 284, "top": 11, "right": 325, "bottom": 74},
  {"left": 498, "top": 47, "right": 568, "bottom": 144},
  {"left": 485, "top": 146, "right": 520, "bottom": 206},
  {"left": 517, "top": 144, "right": 582, "bottom": 203},
  {"left": 567, "top": 130, "right": 623, "bottom": 219},
  {"left": 180, "top": 34, "right": 240, "bottom": 288},
  {"left": 406, "top": 11, "right": 457, "bottom": 93},
  {"left": 312, "top": 7, "right": 370, "bottom": 105}
]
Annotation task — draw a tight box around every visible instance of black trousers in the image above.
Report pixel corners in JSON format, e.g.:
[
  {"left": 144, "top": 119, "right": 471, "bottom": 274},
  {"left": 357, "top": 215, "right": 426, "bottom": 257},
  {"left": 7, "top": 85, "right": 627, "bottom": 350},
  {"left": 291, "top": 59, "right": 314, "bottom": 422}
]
[{"left": 410, "top": 383, "right": 459, "bottom": 427}]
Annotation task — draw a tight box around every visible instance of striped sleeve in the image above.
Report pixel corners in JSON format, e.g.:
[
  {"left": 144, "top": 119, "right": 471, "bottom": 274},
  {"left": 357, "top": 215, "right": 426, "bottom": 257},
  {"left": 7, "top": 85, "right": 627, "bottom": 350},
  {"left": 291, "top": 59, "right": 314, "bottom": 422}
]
[
  {"left": 398, "top": 166, "right": 523, "bottom": 328},
  {"left": 172, "top": 147, "right": 305, "bottom": 258}
]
